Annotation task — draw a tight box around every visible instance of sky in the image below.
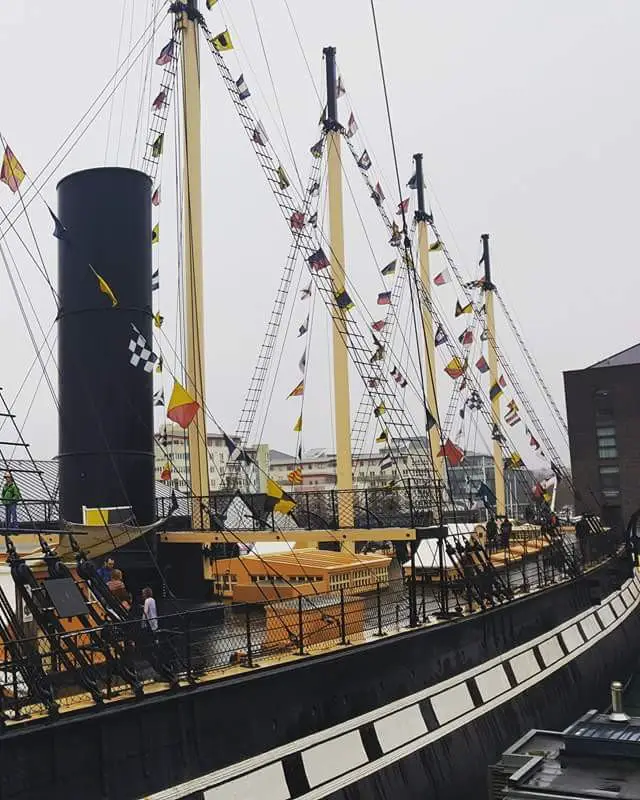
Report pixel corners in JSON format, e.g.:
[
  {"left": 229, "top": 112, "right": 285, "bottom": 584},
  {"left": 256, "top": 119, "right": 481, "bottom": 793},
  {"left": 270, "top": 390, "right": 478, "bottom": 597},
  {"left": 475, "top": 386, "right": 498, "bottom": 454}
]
[{"left": 0, "top": 0, "right": 639, "bottom": 469}]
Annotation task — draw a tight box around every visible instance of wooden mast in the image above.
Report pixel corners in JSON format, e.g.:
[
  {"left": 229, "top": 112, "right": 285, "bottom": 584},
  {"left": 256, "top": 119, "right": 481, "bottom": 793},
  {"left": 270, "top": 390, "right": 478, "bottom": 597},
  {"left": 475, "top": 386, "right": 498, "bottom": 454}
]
[
  {"left": 482, "top": 234, "right": 506, "bottom": 517},
  {"left": 413, "top": 154, "right": 443, "bottom": 483},
  {"left": 323, "top": 47, "right": 354, "bottom": 527},
  {"left": 179, "top": 1, "right": 209, "bottom": 527}
]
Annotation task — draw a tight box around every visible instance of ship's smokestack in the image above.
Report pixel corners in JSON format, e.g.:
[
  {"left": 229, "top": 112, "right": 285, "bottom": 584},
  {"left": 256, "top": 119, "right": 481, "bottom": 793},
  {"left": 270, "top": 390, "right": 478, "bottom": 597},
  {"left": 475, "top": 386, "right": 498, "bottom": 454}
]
[{"left": 57, "top": 167, "right": 155, "bottom": 524}]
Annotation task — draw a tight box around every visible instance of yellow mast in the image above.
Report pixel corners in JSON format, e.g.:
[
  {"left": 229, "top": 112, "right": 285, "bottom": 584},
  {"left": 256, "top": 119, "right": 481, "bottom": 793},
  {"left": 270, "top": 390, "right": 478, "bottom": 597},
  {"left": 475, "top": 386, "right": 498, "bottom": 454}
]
[
  {"left": 413, "top": 154, "right": 443, "bottom": 483},
  {"left": 482, "top": 234, "right": 506, "bottom": 517},
  {"left": 178, "top": 2, "right": 209, "bottom": 527},
  {"left": 324, "top": 47, "right": 354, "bottom": 528}
]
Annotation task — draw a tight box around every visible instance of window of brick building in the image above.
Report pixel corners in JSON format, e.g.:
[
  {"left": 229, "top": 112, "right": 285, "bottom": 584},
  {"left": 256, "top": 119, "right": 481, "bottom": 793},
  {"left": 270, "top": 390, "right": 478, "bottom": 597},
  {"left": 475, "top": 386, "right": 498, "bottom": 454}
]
[
  {"left": 596, "top": 425, "right": 618, "bottom": 459},
  {"left": 594, "top": 389, "right": 618, "bottom": 459},
  {"left": 599, "top": 465, "right": 620, "bottom": 498}
]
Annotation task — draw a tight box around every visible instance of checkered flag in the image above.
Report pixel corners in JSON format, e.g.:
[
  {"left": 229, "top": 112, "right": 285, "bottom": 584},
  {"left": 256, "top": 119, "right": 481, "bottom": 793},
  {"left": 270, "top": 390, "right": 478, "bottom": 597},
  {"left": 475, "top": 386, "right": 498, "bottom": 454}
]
[
  {"left": 465, "top": 390, "right": 483, "bottom": 410},
  {"left": 129, "top": 324, "right": 158, "bottom": 372}
]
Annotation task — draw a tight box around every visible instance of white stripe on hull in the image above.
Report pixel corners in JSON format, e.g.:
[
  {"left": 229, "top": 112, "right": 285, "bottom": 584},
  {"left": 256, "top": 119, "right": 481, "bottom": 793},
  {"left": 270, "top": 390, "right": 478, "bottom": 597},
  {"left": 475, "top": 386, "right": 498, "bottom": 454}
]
[{"left": 145, "top": 570, "right": 640, "bottom": 800}]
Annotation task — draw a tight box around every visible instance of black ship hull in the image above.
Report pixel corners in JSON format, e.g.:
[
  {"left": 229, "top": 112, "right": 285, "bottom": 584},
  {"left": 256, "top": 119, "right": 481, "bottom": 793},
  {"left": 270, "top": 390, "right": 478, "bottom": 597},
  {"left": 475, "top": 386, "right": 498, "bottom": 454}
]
[{"left": 1, "top": 554, "right": 637, "bottom": 800}]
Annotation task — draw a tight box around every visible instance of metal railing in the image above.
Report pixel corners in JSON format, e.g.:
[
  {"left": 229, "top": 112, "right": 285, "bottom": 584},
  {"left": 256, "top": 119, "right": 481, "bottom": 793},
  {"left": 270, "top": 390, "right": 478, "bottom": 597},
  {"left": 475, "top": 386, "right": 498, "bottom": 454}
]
[
  {"left": 0, "top": 487, "right": 564, "bottom": 535},
  {"left": 0, "top": 525, "right": 625, "bottom": 724},
  {"left": 159, "top": 482, "right": 442, "bottom": 532},
  {"left": 0, "top": 500, "right": 60, "bottom": 532}
]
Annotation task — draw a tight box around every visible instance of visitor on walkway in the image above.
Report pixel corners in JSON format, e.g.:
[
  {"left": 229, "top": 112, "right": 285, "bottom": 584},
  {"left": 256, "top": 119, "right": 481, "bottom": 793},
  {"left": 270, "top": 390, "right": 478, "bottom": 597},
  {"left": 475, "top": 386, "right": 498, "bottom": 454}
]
[
  {"left": 142, "top": 587, "right": 158, "bottom": 633},
  {"left": 2, "top": 472, "right": 21, "bottom": 530},
  {"left": 500, "top": 516, "right": 512, "bottom": 550},
  {"left": 107, "top": 569, "right": 131, "bottom": 606},
  {"left": 486, "top": 517, "right": 498, "bottom": 554},
  {"left": 97, "top": 556, "right": 115, "bottom": 583}
]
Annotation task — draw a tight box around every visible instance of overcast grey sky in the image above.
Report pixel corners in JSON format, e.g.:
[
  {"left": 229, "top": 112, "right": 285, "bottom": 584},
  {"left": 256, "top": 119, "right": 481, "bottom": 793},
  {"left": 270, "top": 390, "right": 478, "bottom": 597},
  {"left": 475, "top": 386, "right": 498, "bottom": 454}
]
[{"left": 1, "top": 1, "right": 639, "bottom": 467}]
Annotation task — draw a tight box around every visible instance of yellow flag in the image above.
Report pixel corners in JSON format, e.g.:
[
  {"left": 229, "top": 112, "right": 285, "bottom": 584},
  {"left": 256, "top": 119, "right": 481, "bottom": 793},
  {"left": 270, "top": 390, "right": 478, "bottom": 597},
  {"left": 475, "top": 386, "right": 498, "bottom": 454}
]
[
  {"left": 152, "top": 224, "right": 159, "bottom": 244},
  {"left": 206, "top": 0, "right": 218, "bottom": 7},
  {"left": 89, "top": 265, "right": 117, "bottom": 307},
  {"left": 211, "top": 29, "right": 233, "bottom": 51},
  {"left": 510, "top": 453, "right": 523, "bottom": 468},
  {"left": 266, "top": 478, "right": 296, "bottom": 515},
  {"left": 167, "top": 380, "right": 199, "bottom": 428},
  {"left": 153, "top": 311, "right": 164, "bottom": 328},
  {"left": 277, "top": 165, "right": 290, "bottom": 190},
  {"left": 455, "top": 300, "right": 473, "bottom": 317},
  {"left": 293, "top": 415, "right": 302, "bottom": 432},
  {"left": 0, "top": 146, "right": 25, "bottom": 193},
  {"left": 444, "top": 357, "right": 465, "bottom": 379}
]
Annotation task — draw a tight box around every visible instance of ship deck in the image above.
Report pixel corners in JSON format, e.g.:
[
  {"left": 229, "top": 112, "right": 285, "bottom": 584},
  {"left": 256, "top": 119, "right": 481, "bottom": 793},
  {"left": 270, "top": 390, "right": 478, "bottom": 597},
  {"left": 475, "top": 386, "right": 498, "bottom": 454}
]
[{"left": 0, "top": 526, "right": 617, "bottom": 728}]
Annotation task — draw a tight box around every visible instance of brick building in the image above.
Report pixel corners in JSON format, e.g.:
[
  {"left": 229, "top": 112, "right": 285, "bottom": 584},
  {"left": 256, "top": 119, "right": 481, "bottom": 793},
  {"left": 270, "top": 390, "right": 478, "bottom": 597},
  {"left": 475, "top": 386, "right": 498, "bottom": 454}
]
[{"left": 564, "top": 343, "right": 640, "bottom": 527}]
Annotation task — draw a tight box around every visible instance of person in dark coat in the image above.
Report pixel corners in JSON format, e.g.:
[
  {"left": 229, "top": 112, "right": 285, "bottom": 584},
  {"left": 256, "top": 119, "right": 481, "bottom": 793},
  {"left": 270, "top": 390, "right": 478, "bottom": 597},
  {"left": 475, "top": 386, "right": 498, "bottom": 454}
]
[
  {"left": 575, "top": 516, "right": 590, "bottom": 564},
  {"left": 500, "top": 517, "right": 512, "bottom": 550},
  {"left": 486, "top": 517, "right": 498, "bottom": 554}
]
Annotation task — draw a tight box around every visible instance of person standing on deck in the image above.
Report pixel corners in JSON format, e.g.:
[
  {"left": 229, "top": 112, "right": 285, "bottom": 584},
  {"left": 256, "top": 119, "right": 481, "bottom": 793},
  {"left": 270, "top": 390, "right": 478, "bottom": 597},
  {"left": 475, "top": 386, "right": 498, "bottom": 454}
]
[
  {"left": 107, "top": 569, "right": 131, "bottom": 607},
  {"left": 2, "top": 472, "right": 21, "bottom": 529},
  {"left": 97, "top": 556, "right": 115, "bottom": 583},
  {"left": 486, "top": 517, "right": 498, "bottom": 554},
  {"left": 500, "top": 516, "right": 512, "bottom": 550},
  {"left": 575, "top": 516, "right": 590, "bottom": 564},
  {"left": 142, "top": 587, "right": 158, "bottom": 632}
]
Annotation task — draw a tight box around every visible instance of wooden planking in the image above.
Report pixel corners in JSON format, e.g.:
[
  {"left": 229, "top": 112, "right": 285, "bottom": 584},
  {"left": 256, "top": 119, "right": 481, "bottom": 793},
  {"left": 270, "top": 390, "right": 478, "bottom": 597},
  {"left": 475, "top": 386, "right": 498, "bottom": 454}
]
[{"left": 160, "top": 527, "right": 416, "bottom": 545}]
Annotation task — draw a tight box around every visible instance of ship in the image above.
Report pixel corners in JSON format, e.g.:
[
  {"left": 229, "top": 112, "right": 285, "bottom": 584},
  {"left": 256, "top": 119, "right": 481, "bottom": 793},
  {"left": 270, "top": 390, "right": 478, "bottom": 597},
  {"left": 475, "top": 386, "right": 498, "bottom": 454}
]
[{"left": 0, "top": 3, "right": 637, "bottom": 800}]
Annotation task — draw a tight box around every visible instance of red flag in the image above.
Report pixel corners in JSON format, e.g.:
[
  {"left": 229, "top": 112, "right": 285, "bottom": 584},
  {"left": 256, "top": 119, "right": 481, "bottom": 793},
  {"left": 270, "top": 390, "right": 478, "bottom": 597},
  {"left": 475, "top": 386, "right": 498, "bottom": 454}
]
[
  {"left": 152, "top": 186, "right": 161, "bottom": 206},
  {"left": 438, "top": 439, "right": 464, "bottom": 467},
  {"left": 475, "top": 355, "right": 489, "bottom": 373},
  {"left": 152, "top": 90, "right": 166, "bottom": 110},
  {"left": 377, "top": 291, "right": 391, "bottom": 305},
  {"left": 396, "top": 198, "right": 409, "bottom": 215},
  {"left": 156, "top": 40, "right": 175, "bottom": 66},
  {"left": 371, "top": 320, "right": 386, "bottom": 332},
  {"left": 167, "top": 381, "right": 199, "bottom": 428},
  {"left": 290, "top": 211, "right": 305, "bottom": 230},
  {"left": 434, "top": 270, "right": 450, "bottom": 286}
]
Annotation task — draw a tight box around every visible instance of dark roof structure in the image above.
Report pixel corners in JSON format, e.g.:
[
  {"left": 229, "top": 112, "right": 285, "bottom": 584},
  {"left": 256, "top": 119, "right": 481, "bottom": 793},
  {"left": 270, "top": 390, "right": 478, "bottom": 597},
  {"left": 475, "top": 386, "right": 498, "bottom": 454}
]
[
  {"left": 590, "top": 342, "right": 640, "bottom": 369},
  {"left": 490, "top": 707, "right": 640, "bottom": 799}
]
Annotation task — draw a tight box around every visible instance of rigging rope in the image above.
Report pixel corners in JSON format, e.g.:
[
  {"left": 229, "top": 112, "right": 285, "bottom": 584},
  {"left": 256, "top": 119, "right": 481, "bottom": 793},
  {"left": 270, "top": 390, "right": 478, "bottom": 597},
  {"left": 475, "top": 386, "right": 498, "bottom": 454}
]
[
  {"left": 197, "top": 18, "right": 437, "bottom": 499},
  {"left": 494, "top": 287, "right": 569, "bottom": 440},
  {"left": 0, "top": 2, "right": 170, "bottom": 243}
]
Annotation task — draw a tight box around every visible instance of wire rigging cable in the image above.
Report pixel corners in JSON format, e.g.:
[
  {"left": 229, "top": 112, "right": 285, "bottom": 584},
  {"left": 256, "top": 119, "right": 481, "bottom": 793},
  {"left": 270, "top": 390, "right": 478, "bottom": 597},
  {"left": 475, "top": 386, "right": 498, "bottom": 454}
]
[
  {"left": 367, "top": 0, "right": 442, "bottom": 497},
  {"left": 0, "top": 1, "right": 171, "bottom": 243}
]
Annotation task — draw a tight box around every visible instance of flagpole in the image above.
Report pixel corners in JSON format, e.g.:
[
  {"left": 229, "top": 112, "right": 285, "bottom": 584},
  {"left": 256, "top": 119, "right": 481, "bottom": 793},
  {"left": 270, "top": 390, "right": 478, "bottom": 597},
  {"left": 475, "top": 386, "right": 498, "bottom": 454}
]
[
  {"left": 413, "top": 153, "right": 443, "bottom": 485},
  {"left": 324, "top": 46, "right": 354, "bottom": 528},
  {"left": 482, "top": 234, "right": 506, "bottom": 518},
  {"left": 178, "top": 1, "right": 210, "bottom": 527}
]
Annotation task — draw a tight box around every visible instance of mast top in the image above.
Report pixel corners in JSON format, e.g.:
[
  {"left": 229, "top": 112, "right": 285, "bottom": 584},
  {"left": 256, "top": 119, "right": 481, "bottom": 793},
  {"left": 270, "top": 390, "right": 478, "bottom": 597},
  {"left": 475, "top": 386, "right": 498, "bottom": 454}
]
[
  {"left": 481, "top": 233, "right": 494, "bottom": 289},
  {"left": 323, "top": 46, "right": 340, "bottom": 130},
  {"left": 412, "top": 153, "right": 429, "bottom": 222}
]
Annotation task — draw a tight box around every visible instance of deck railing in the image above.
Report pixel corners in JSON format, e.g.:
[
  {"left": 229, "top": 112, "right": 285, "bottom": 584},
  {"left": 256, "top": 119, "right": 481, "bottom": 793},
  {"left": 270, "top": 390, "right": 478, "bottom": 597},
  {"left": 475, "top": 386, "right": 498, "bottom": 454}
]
[
  {"left": 0, "top": 525, "right": 626, "bottom": 723},
  {"left": 159, "top": 483, "right": 468, "bottom": 532},
  {"left": 0, "top": 486, "right": 542, "bottom": 534}
]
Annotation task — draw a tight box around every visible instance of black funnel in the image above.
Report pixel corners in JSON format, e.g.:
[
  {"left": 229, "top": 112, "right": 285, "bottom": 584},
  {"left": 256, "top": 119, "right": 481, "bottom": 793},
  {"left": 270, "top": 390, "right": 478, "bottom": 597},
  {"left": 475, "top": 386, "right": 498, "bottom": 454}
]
[{"left": 57, "top": 167, "right": 155, "bottom": 524}]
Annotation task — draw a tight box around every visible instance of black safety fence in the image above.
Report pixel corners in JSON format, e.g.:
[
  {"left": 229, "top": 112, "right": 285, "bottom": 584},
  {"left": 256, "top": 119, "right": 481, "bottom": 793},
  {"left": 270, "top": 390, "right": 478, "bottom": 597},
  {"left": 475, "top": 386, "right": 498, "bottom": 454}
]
[
  {"left": 159, "top": 483, "right": 444, "bottom": 532},
  {"left": 0, "top": 523, "right": 625, "bottom": 724},
  {"left": 0, "top": 487, "right": 574, "bottom": 534}
]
